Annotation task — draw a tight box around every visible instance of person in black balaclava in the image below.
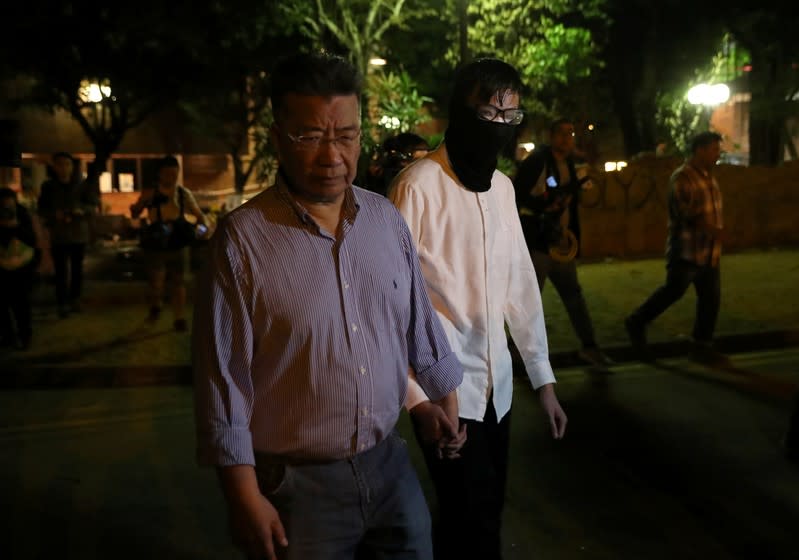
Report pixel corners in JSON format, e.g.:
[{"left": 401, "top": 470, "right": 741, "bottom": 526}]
[{"left": 389, "top": 58, "right": 567, "bottom": 560}]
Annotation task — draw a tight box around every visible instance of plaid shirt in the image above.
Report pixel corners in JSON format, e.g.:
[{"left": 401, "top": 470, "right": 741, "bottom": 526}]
[{"left": 666, "top": 161, "right": 723, "bottom": 267}]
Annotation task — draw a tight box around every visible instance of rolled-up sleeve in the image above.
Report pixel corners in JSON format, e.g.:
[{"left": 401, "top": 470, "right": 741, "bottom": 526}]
[
  {"left": 400, "top": 220, "right": 463, "bottom": 401},
  {"left": 192, "top": 225, "right": 256, "bottom": 467}
]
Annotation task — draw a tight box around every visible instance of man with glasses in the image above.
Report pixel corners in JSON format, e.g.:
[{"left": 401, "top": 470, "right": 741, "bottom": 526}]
[
  {"left": 389, "top": 58, "right": 567, "bottom": 560},
  {"left": 193, "top": 52, "right": 463, "bottom": 560},
  {"left": 514, "top": 118, "right": 612, "bottom": 367}
]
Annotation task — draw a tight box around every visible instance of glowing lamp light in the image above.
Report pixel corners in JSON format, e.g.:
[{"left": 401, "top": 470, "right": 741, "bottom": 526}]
[
  {"left": 521, "top": 142, "right": 535, "bottom": 152},
  {"left": 686, "top": 83, "right": 730, "bottom": 106},
  {"left": 604, "top": 161, "right": 628, "bottom": 172},
  {"left": 588, "top": 124, "right": 595, "bottom": 131},
  {"left": 79, "top": 81, "right": 111, "bottom": 103},
  {"left": 369, "top": 57, "right": 387, "bottom": 66},
  {"left": 379, "top": 115, "right": 401, "bottom": 130}
]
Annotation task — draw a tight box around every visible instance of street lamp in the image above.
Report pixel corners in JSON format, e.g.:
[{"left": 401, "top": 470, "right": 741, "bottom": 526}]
[
  {"left": 369, "top": 57, "right": 387, "bottom": 67},
  {"left": 686, "top": 83, "right": 730, "bottom": 106},
  {"left": 79, "top": 80, "right": 112, "bottom": 104}
]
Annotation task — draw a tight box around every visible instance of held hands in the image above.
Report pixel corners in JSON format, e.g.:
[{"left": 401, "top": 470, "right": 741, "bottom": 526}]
[
  {"left": 538, "top": 384, "right": 567, "bottom": 439},
  {"left": 410, "top": 392, "right": 467, "bottom": 459}
]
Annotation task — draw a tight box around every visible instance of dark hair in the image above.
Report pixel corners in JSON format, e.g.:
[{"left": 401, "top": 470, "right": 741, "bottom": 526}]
[
  {"left": 690, "top": 132, "right": 722, "bottom": 154},
  {"left": 448, "top": 58, "right": 523, "bottom": 115},
  {"left": 270, "top": 52, "right": 363, "bottom": 121},
  {"left": 0, "top": 186, "right": 17, "bottom": 202},
  {"left": 52, "top": 151, "right": 73, "bottom": 162},
  {"left": 549, "top": 118, "right": 573, "bottom": 135},
  {"left": 157, "top": 155, "right": 180, "bottom": 170},
  {"left": 383, "top": 133, "right": 429, "bottom": 154}
]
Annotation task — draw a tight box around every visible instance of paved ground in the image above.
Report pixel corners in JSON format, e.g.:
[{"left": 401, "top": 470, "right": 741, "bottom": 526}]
[
  {"left": 1, "top": 349, "right": 797, "bottom": 559},
  {"left": 2, "top": 246, "right": 798, "bottom": 558}
]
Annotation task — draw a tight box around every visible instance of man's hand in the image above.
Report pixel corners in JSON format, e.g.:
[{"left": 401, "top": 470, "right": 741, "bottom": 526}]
[
  {"left": 218, "top": 465, "right": 288, "bottom": 560},
  {"left": 228, "top": 493, "right": 288, "bottom": 560},
  {"left": 538, "top": 383, "right": 567, "bottom": 439},
  {"left": 410, "top": 397, "right": 466, "bottom": 459}
]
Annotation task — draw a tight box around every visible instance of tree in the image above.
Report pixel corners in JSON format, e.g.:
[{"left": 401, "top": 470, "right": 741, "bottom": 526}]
[
  {"left": 456, "top": 0, "right": 608, "bottom": 116},
  {"left": 725, "top": 2, "right": 799, "bottom": 165},
  {"left": 300, "top": 0, "right": 410, "bottom": 79},
  {"left": 177, "top": 1, "right": 310, "bottom": 193},
  {"left": 1, "top": 1, "right": 200, "bottom": 184},
  {"left": 601, "top": 0, "right": 723, "bottom": 156}
]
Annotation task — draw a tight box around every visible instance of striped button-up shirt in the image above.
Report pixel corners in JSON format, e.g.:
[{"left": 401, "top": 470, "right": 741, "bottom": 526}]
[
  {"left": 667, "top": 162, "right": 723, "bottom": 267},
  {"left": 192, "top": 180, "right": 462, "bottom": 466}
]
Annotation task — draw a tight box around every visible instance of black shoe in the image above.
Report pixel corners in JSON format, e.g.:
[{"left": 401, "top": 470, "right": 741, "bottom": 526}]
[
  {"left": 147, "top": 306, "right": 162, "bottom": 322},
  {"left": 173, "top": 319, "right": 187, "bottom": 332}
]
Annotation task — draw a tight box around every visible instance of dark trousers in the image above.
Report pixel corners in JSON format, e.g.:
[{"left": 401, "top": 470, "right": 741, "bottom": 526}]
[
  {"left": 51, "top": 243, "right": 85, "bottom": 306},
  {"left": 530, "top": 249, "right": 598, "bottom": 349},
  {"left": 630, "top": 260, "right": 721, "bottom": 342},
  {"left": 412, "top": 398, "right": 511, "bottom": 560},
  {"left": 0, "top": 268, "right": 33, "bottom": 344}
]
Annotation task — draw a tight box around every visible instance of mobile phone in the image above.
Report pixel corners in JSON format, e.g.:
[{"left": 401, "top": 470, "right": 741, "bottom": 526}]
[
  {"left": 196, "top": 224, "right": 208, "bottom": 236},
  {"left": 546, "top": 176, "right": 558, "bottom": 188}
]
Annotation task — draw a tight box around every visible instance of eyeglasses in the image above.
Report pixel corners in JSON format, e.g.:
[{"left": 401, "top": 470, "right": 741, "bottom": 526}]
[
  {"left": 283, "top": 129, "right": 362, "bottom": 151},
  {"left": 475, "top": 104, "right": 525, "bottom": 126}
]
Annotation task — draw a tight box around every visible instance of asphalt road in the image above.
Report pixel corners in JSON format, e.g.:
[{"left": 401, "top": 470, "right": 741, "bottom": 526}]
[{"left": 2, "top": 348, "right": 797, "bottom": 559}]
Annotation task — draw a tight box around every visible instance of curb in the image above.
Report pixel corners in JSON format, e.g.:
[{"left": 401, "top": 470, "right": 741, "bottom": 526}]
[{"left": 2, "top": 330, "right": 798, "bottom": 391}]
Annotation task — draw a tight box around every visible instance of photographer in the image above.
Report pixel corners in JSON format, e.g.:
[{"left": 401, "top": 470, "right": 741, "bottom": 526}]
[
  {"left": 514, "top": 118, "right": 611, "bottom": 367},
  {"left": 38, "top": 151, "right": 98, "bottom": 318},
  {"left": 130, "top": 155, "right": 208, "bottom": 332},
  {"left": 366, "top": 133, "right": 430, "bottom": 196}
]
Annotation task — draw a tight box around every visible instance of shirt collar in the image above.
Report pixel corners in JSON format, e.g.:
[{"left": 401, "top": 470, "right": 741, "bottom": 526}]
[{"left": 275, "top": 169, "right": 360, "bottom": 231}]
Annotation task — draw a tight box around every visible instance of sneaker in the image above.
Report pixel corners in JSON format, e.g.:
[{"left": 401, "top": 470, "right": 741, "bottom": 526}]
[
  {"left": 578, "top": 347, "right": 614, "bottom": 367},
  {"left": 147, "top": 306, "right": 162, "bottom": 322},
  {"left": 173, "top": 319, "right": 188, "bottom": 332}
]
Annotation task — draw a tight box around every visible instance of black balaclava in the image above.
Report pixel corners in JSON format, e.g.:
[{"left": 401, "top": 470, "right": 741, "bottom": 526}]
[{"left": 445, "top": 104, "right": 516, "bottom": 192}]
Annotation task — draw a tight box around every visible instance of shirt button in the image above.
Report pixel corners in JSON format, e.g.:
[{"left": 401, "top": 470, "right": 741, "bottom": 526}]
[
  {"left": 360, "top": 366, "right": 367, "bottom": 375},
  {"left": 360, "top": 443, "right": 367, "bottom": 451},
  {"left": 344, "top": 282, "right": 350, "bottom": 289},
  {"left": 351, "top": 324, "right": 358, "bottom": 333}
]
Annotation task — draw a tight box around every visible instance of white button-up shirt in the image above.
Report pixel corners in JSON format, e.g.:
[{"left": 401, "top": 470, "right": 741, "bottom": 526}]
[{"left": 389, "top": 144, "right": 556, "bottom": 422}]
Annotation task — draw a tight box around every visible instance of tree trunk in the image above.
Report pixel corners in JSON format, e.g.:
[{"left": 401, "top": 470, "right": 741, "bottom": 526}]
[{"left": 748, "top": 52, "right": 783, "bottom": 166}]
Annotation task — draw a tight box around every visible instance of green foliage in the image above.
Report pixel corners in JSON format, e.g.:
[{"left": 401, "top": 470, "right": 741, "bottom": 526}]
[
  {"left": 451, "top": 0, "right": 608, "bottom": 117},
  {"left": 368, "top": 70, "right": 433, "bottom": 140},
  {"left": 298, "top": 0, "right": 409, "bottom": 77},
  {"left": 655, "top": 37, "right": 750, "bottom": 154}
]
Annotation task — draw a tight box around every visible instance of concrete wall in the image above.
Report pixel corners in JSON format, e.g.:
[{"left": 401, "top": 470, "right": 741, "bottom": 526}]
[{"left": 578, "top": 156, "right": 799, "bottom": 258}]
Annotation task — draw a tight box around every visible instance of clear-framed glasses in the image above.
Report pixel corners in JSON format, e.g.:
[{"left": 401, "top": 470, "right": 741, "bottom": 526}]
[
  {"left": 475, "top": 104, "right": 525, "bottom": 126},
  {"left": 284, "top": 129, "right": 362, "bottom": 151}
]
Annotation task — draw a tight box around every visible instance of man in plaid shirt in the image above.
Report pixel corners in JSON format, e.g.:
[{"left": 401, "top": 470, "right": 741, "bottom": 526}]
[{"left": 625, "top": 132, "right": 724, "bottom": 361}]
